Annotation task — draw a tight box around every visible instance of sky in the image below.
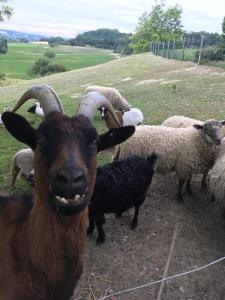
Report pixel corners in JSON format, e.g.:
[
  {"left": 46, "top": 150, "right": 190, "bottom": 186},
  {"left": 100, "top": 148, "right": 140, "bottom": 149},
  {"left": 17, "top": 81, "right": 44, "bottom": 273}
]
[{"left": 1, "top": 0, "right": 224, "bottom": 38}]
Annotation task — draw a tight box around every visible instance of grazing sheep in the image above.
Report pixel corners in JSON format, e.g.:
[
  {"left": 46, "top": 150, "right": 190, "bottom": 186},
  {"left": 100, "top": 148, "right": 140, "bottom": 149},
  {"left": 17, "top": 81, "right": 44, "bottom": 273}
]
[
  {"left": 11, "top": 148, "right": 34, "bottom": 188},
  {"left": 208, "top": 138, "right": 225, "bottom": 204},
  {"left": 27, "top": 101, "right": 44, "bottom": 116},
  {"left": 113, "top": 120, "right": 225, "bottom": 202},
  {"left": 100, "top": 106, "right": 144, "bottom": 128},
  {"left": 0, "top": 85, "right": 135, "bottom": 299},
  {"left": 87, "top": 154, "right": 157, "bottom": 243},
  {"left": 85, "top": 85, "right": 132, "bottom": 111}
]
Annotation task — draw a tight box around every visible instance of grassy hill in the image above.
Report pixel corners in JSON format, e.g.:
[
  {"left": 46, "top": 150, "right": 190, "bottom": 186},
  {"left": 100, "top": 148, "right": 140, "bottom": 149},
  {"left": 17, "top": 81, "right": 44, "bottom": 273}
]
[
  {"left": 0, "top": 43, "right": 115, "bottom": 79},
  {"left": 1, "top": 52, "right": 225, "bottom": 190}
]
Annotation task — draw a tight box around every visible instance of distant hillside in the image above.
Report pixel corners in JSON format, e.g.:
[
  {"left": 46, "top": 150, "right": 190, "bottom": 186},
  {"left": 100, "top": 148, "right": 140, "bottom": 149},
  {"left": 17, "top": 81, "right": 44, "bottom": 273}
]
[{"left": 0, "top": 29, "right": 46, "bottom": 42}]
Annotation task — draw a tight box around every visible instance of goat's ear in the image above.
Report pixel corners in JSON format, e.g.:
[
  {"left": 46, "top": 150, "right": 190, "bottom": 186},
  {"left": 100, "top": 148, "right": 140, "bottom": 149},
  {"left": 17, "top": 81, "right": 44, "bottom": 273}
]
[
  {"left": 2, "top": 112, "right": 36, "bottom": 148},
  {"left": 193, "top": 124, "right": 203, "bottom": 130},
  {"left": 97, "top": 125, "right": 135, "bottom": 152}
]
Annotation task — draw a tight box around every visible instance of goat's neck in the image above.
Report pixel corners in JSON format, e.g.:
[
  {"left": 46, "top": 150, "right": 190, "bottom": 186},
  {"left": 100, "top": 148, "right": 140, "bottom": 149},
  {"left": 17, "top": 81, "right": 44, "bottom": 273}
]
[{"left": 27, "top": 194, "right": 87, "bottom": 275}]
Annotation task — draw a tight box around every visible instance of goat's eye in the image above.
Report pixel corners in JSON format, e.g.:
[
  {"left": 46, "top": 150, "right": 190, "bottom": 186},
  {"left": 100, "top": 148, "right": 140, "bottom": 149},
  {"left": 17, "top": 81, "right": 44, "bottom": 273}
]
[
  {"left": 91, "top": 139, "right": 98, "bottom": 146},
  {"left": 37, "top": 135, "right": 47, "bottom": 145}
]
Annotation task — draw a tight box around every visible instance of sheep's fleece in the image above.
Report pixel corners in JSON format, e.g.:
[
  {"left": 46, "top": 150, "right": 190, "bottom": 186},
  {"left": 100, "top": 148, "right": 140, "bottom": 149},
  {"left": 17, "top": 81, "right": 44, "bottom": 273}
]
[
  {"left": 85, "top": 85, "right": 131, "bottom": 111},
  {"left": 113, "top": 125, "right": 216, "bottom": 181},
  {"left": 12, "top": 148, "right": 34, "bottom": 176},
  {"left": 162, "top": 115, "right": 225, "bottom": 139},
  {"left": 208, "top": 138, "right": 225, "bottom": 202}
]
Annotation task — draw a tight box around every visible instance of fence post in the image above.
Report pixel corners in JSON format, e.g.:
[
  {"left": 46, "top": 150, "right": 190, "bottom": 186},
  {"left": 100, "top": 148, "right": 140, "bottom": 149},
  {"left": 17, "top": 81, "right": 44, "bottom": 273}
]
[
  {"left": 172, "top": 39, "right": 175, "bottom": 59},
  {"left": 162, "top": 41, "right": 165, "bottom": 57},
  {"left": 167, "top": 41, "right": 170, "bottom": 59},
  {"left": 181, "top": 35, "right": 186, "bottom": 61},
  {"left": 149, "top": 42, "right": 152, "bottom": 53},
  {"left": 198, "top": 34, "right": 204, "bottom": 65},
  {"left": 157, "top": 42, "right": 160, "bottom": 55},
  {"left": 153, "top": 42, "right": 155, "bottom": 54}
]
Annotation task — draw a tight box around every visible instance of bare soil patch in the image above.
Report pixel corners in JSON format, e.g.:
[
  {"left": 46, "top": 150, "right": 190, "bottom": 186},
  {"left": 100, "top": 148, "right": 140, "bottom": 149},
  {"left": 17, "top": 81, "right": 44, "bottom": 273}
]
[{"left": 73, "top": 173, "right": 225, "bottom": 300}]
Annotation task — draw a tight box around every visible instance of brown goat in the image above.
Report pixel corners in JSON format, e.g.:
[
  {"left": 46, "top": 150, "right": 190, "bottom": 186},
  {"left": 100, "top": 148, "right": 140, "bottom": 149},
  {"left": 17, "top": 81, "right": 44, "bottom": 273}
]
[{"left": 0, "top": 86, "right": 135, "bottom": 300}]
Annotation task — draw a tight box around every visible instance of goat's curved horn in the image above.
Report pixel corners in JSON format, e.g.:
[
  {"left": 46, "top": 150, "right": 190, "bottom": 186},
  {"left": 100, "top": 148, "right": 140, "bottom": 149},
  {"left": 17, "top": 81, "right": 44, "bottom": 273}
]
[
  {"left": 76, "top": 92, "right": 120, "bottom": 127},
  {"left": 11, "top": 85, "right": 64, "bottom": 115}
]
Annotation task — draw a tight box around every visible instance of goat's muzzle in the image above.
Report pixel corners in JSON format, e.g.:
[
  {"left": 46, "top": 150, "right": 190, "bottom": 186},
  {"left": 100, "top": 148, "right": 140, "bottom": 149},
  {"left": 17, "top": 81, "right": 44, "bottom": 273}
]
[{"left": 49, "top": 160, "right": 88, "bottom": 215}]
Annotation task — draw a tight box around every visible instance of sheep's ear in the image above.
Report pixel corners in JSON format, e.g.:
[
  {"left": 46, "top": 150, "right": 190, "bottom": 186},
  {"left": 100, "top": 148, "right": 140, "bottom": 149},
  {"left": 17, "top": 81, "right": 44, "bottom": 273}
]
[
  {"left": 221, "top": 120, "right": 225, "bottom": 126},
  {"left": 193, "top": 124, "right": 203, "bottom": 130},
  {"left": 97, "top": 125, "right": 135, "bottom": 152},
  {"left": 2, "top": 112, "right": 36, "bottom": 149}
]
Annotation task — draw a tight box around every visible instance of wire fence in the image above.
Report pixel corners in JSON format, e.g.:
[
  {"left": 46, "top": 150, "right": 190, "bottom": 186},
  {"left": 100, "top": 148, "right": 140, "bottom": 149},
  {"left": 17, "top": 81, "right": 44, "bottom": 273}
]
[{"left": 149, "top": 34, "right": 225, "bottom": 67}]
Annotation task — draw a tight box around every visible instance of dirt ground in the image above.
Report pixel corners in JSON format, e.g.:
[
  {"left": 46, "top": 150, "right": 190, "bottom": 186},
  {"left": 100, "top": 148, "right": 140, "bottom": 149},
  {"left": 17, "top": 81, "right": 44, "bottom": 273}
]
[{"left": 72, "top": 172, "right": 225, "bottom": 300}]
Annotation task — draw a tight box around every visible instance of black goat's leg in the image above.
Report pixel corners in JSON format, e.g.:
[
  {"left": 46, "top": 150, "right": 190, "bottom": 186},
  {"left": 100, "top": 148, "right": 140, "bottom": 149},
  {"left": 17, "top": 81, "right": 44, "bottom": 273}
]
[
  {"left": 115, "top": 212, "right": 122, "bottom": 218},
  {"left": 186, "top": 177, "right": 193, "bottom": 195},
  {"left": 87, "top": 219, "right": 95, "bottom": 235},
  {"left": 177, "top": 179, "right": 185, "bottom": 202},
  {"left": 131, "top": 198, "right": 144, "bottom": 230},
  {"left": 96, "top": 225, "right": 105, "bottom": 244},
  {"left": 95, "top": 215, "right": 106, "bottom": 244},
  {"left": 201, "top": 173, "right": 207, "bottom": 189}
]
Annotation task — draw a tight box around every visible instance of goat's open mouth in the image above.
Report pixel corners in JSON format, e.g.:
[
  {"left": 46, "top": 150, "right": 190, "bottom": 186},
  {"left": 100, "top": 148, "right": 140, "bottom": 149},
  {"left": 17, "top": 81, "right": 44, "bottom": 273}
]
[{"left": 49, "top": 192, "right": 88, "bottom": 215}]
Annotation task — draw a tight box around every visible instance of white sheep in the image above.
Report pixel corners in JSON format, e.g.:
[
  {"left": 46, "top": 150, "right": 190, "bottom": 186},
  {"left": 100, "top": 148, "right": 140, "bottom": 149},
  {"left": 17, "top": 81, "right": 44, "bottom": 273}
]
[
  {"left": 113, "top": 120, "right": 225, "bottom": 202},
  {"left": 0, "top": 115, "right": 3, "bottom": 127},
  {"left": 11, "top": 148, "right": 34, "bottom": 188},
  {"left": 27, "top": 101, "right": 44, "bottom": 116},
  {"left": 100, "top": 106, "right": 144, "bottom": 128},
  {"left": 162, "top": 115, "right": 206, "bottom": 189},
  {"left": 85, "top": 85, "right": 132, "bottom": 111},
  {"left": 208, "top": 138, "right": 225, "bottom": 204},
  {"left": 0, "top": 106, "right": 11, "bottom": 127},
  {"left": 162, "top": 115, "right": 203, "bottom": 128}
]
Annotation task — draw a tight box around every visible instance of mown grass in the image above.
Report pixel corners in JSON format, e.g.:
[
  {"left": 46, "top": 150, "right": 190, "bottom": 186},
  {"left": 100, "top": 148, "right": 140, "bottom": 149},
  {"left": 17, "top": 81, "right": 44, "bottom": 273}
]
[
  {"left": 1, "top": 52, "right": 225, "bottom": 191},
  {"left": 0, "top": 43, "right": 115, "bottom": 79}
]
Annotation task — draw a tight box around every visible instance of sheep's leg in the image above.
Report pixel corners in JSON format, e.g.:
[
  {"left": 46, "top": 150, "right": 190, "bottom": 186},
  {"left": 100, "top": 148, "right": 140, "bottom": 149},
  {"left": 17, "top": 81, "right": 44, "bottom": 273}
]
[
  {"left": 186, "top": 177, "right": 193, "bottom": 195},
  {"left": 131, "top": 198, "right": 144, "bottom": 230},
  {"left": 201, "top": 173, "right": 207, "bottom": 190},
  {"left": 20, "top": 173, "right": 28, "bottom": 183},
  {"left": 87, "top": 219, "right": 95, "bottom": 235},
  {"left": 11, "top": 165, "right": 20, "bottom": 188},
  {"left": 177, "top": 179, "right": 185, "bottom": 202}
]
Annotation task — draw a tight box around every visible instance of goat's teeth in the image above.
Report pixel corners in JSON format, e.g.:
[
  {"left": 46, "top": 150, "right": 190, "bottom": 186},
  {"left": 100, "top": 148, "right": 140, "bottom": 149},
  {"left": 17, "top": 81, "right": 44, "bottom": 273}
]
[
  {"left": 56, "top": 196, "right": 68, "bottom": 204},
  {"left": 74, "top": 195, "right": 81, "bottom": 202}
]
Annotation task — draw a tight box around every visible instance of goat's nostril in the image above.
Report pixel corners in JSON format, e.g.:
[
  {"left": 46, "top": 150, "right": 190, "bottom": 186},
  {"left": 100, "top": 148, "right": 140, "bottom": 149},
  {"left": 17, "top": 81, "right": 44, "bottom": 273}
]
[{"left": 56, "top": 173, "right": 68, "bottom": 183}]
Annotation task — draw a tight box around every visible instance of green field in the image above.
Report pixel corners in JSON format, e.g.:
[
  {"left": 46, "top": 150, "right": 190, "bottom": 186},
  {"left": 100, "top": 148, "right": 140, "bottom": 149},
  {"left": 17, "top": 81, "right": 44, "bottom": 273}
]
[
  {"left": 1, "top": 52, "right": 225, "bottom": 190},
  {"left": 0, "top": 43, "right": 115, "bottom": 79}
]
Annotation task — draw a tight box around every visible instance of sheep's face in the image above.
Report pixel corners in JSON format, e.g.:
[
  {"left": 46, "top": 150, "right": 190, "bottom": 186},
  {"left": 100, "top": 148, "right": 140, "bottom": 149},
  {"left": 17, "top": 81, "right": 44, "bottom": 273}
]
[
  {"left": 194, "top": 120, "right": 225, "bottom": 145},
  {"left": 2, "top": 111, "right": 135, "bottom": 215}
]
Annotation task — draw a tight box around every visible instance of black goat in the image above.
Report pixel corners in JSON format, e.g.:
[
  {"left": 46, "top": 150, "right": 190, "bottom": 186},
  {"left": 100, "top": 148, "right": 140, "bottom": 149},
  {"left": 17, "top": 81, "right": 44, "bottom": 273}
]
[{"left": 87, "top": 154, "right": 157, "bottom": 243}]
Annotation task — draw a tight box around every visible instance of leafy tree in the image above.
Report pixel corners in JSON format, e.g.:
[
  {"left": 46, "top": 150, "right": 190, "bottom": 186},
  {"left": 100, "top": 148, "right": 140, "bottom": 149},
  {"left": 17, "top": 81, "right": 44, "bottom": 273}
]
[
  {"left": 0, "top": 37, "right": 7, "bottom": 54},
  {"left": 28, "top": 58, "right": 67, "bottom": 77},
  {"left": 71, "top": 28, "right": 132, "bottom": 53},
  {"left": 221, "top": 17, "right": 225, "bottom": 52},
  {"left": 44, "top": 50, "right": 55, "bottom": 58},
  {"left": 48, "top": 37, "right": 67, "bottom": 47},
  {"left": 130, "top": 1, "right": 183, "bottom": 53},
  {"left": 0, "top": 0, "right": 13, "bottom": 22}
]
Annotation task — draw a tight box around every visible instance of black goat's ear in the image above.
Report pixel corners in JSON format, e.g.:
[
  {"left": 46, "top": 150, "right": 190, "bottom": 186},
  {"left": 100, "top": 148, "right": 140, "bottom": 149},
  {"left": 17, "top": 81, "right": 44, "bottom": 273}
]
[
  {"left": 2, "top": 112, "right": 36, "bottom": 149},
  {"left": 97, "top": 125, "right": 135, "bottom": 152}
]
